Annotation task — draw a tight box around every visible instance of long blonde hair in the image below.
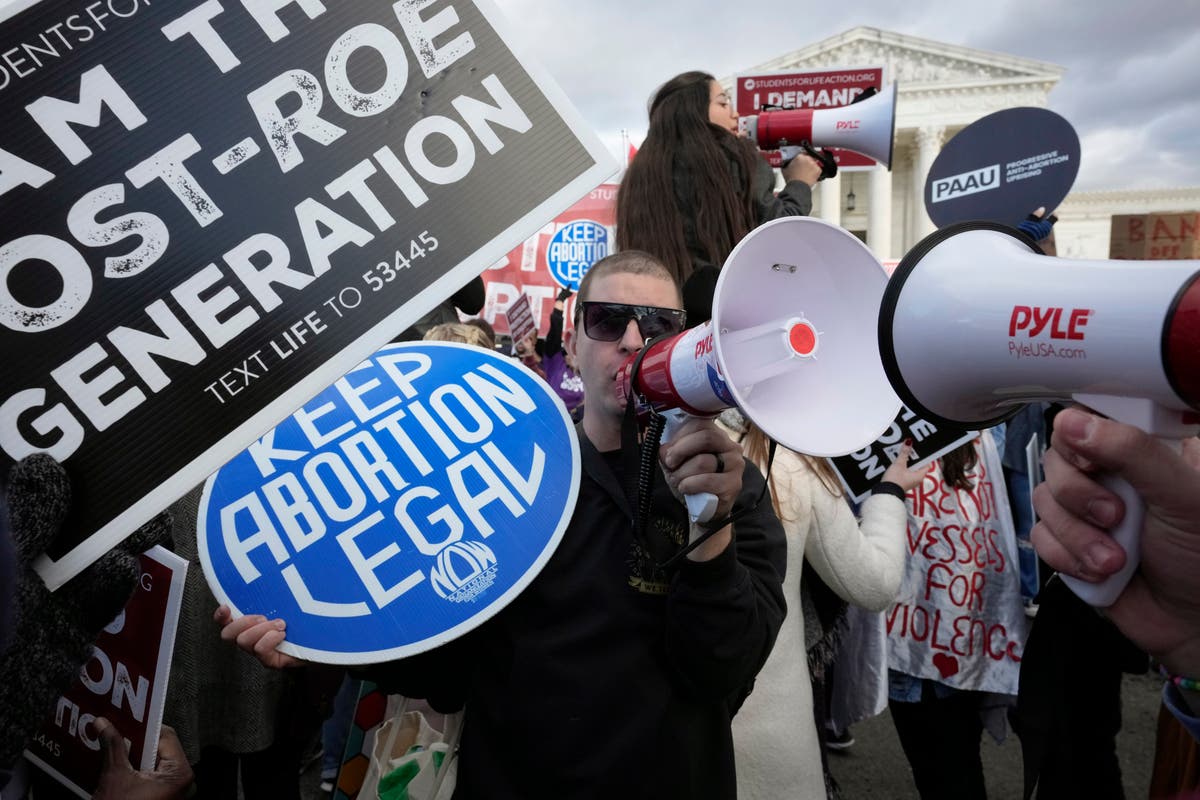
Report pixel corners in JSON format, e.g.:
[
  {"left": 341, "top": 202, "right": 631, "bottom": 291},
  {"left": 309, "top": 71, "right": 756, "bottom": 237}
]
[{"left": 740, "top": 422, "right": 842, "bottom": 522}]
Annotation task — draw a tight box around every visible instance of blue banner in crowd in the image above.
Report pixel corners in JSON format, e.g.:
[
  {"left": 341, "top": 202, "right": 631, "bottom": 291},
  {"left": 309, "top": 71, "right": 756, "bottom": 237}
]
[
  {"left": 198, "top": 341, "right": 580, "bottom": 664},
  {"left": 547, "top": 219, "right": 608, "bottom": 290}
]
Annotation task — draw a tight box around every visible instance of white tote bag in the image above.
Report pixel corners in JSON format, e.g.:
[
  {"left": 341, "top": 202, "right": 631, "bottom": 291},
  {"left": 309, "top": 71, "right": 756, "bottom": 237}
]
[{"left": 359, "top": 696, "right": 463, "bottom": 800}]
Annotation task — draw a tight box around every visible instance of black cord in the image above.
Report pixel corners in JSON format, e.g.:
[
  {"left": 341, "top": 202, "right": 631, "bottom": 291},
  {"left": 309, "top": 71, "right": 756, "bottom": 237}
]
[
  {"left": 618, "top": 335, "right": 779, "bottom": 571},
  {"left": 621, "top": 333, "right": 673, "bottom": 562},
  {"left": 637, "top": 414, "right": 666, "bottom": 547},
  {"left": 655, "top": 438, "right": 777, "bottom": 571}
]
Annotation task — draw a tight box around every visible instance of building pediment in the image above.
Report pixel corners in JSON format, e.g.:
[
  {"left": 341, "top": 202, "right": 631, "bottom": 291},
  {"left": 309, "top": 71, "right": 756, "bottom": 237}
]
[{"left": 738, "top": 26, "right": 1064, "bottom": 89}]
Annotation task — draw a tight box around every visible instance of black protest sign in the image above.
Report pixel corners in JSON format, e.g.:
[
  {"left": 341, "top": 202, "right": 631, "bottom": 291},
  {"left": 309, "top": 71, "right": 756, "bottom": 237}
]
[
  {"left": 829, "top": 405, "right": 976, "bottom": 503},
  {"left": 924, "top": 107, "right": 1079, "bottom": 229},
  {"left": 0, "top": 0, "right": 613, "bottom": 587}
]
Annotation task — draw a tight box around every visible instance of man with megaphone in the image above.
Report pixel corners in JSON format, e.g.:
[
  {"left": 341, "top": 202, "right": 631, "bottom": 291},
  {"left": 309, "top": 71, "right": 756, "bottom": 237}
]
[{"left": 218, "top": 251, "right": 788, "bottom": 799}]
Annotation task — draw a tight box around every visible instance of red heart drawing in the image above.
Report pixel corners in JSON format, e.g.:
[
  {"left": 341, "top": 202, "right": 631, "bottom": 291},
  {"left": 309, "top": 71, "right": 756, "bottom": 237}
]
[{"left": 933, "top": 652, "right": 960, "bottom": 679}]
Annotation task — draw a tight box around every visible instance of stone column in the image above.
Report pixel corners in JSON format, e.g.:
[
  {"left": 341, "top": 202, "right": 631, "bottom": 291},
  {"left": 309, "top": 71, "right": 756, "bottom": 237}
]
[
  {"left": 910, "top": 125, "right": 944, "bottom": 244},
  {"left": 817, "top": 173, "right": 841, "bottom": 227},
  {"left": 867, "top": 167, "right": 893, "bottom": 260}
]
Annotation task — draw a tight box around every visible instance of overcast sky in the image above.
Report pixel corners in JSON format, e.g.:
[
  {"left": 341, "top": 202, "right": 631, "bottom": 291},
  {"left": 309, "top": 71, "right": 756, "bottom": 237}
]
[{"left": 492, "top": 0, "right": 1200, "bottom": 193}]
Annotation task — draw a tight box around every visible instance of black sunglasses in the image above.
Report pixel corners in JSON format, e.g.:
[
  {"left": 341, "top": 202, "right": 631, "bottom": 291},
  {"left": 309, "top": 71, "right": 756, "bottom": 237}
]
[{"left": 579, "top": 302, "right": 687, "bottom": 342}]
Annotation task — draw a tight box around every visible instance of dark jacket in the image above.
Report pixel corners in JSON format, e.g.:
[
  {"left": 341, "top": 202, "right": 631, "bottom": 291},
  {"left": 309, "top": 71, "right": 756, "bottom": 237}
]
[
  {"left": 394, "top": 275, "right": 487, "bottom": 341},
  {"left": 364, "top": 427, "right": 787, "bottom": 799}
]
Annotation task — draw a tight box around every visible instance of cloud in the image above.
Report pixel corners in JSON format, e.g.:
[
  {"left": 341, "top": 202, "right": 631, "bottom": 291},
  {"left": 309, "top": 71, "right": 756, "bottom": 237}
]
[{"left": 493, "top": 0, "right": 1200, "bottom": 192}]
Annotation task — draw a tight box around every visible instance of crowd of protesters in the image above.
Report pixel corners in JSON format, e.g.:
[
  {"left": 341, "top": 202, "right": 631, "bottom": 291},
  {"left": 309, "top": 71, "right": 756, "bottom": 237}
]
[{"left": 1, "top": 68, "right": 1197, "bottom": 800}]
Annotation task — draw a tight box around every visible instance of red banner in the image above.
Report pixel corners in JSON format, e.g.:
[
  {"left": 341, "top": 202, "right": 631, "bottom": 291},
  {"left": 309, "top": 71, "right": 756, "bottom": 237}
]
[
  {"left": 25, "top": 547, "right": 187, "bottom": 798},
  {"left": 481, "top": 184, "right": 618, "bottom": 337}
]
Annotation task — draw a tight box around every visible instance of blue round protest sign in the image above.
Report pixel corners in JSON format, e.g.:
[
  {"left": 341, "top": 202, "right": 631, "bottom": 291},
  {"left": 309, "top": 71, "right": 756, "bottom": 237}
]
[
  {"left": 198, "top": 341, "right": 581, "bottom": 665},
  {"left": 547, "top": 219, "right": 608, "bottom": 290},
  {"left": 924, "top": 108, "right": 1080, "bottom": 229}
]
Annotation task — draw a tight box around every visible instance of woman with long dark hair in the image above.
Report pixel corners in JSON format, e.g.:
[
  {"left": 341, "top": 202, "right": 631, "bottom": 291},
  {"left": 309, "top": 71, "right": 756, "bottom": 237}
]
[{"left": 616, "top": 71, "right": 821, "bottom": 324}]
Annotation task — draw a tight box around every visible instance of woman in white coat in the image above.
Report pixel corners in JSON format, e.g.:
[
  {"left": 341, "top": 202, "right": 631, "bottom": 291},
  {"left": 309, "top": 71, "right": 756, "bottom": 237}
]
[{"left": 727, "top": 414, "right": 928, "bottom": 799}]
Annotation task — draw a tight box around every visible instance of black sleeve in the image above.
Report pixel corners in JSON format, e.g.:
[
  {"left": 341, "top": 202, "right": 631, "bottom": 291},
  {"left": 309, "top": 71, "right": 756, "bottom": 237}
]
[
  {"left": 450, "top": 275, "right": 486, "bottom": 315},
  {"left": 353, "top": 631, "right": 482, "bottom": 713},
  {"left": 662, "top": 463, "right": 787, "bottom": 701},
  {"left": 545, "top": 307, "right": 564, "bottom": 355}
]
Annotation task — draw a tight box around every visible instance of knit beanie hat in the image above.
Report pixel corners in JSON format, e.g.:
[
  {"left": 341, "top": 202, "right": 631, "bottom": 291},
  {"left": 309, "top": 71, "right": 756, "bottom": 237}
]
[{"left": 0, "top": 454, "right": 172, "bottom": 767}]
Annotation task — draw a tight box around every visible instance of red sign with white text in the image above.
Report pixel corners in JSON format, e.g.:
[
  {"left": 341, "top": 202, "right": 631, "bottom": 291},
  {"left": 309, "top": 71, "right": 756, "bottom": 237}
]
[
  {"left": 505, "top": 292, "right": 535, "bottom": 347},
  {"left": 734, "top": 67, "right": 884, "bottom": 169},
  {"left": 481, "top": 184, "right": 618, "bottom": 337},
  {"left": 25, "top": 547, "right": 187, "bottom": 798}
]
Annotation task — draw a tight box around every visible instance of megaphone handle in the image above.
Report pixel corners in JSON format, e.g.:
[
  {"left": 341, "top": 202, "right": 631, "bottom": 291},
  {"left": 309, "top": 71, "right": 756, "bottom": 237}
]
[
  {"left": 1058, "top": 473, "right": 1144, "bottom": 608},
  {"left": 660, "top": 409, "right": 720, "bottom": 524}
]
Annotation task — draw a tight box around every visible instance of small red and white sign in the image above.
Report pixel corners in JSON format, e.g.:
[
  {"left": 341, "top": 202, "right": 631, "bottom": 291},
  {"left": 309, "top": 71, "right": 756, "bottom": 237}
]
[
  {"left": 735, "top": 67, "right": 885, "bottom": 170},
  {"left": 25, "top": 547, "right": 187, "bottom": 798},
  {"left": 505, "top": 293, "right": 536, "bottom": 347}
]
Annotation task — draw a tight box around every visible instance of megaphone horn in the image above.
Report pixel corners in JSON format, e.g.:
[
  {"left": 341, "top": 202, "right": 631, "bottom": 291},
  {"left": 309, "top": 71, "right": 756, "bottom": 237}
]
[
  {"left": 616, "top": 216, "right": 901, "bottom": 520},
  {"left": 879, "top": 220, "right": 1200, "bottom": 607},
  {"left": 741, "top": 82, "right": 897, "bottom": 170},
  {"left": 879, "top": 221, "right": 1200, "bottom": 429}
]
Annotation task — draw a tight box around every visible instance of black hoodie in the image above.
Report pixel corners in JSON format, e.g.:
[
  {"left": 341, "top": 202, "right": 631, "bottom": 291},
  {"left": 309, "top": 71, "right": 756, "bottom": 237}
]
[{"left": 364, "top": 427, "right": 787, "bottom": 799}]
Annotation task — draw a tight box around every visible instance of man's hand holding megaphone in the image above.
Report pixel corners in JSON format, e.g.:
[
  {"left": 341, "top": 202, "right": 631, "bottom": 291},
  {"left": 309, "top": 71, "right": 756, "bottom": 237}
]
[
  {"left": 658, "top": 415, "right": 747, "bottom": 560},
  {"left": 1032, "top": 407, "right": 1200, "bottom": 709}
]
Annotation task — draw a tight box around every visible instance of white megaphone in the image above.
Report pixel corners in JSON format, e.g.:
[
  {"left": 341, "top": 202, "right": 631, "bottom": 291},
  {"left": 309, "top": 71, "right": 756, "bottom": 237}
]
[
  {"left": 879, "top": 221, "right": 1200, "bottom": 606},
  {"left": 617, "top": 216, "right": 901, "bottom": 522},
  {"left": 738, "top": 83, "right": 897, "bottom": 171}
]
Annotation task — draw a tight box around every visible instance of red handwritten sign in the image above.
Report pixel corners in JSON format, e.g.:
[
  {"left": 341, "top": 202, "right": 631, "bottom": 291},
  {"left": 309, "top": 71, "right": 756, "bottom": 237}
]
[
  {"left": 885, "top": 436, "right": 1028, "bottom": 695},
  {"left": 25, "top": 547, "right": 187, "bottom": 798}
]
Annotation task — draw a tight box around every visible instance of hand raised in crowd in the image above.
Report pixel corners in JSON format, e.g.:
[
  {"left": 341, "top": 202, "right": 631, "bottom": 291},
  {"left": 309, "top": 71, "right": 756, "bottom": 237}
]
[
  {"left": 881, "top": 439, "right": 931, "bottom": 493},
  {"left": 92, "top": 718, "right": 193, "bottom": 800},
  {"left": 1031, "top": 407, "right": 1200, "bottom": 680},
  {"left": 782, "top": 153, "right": 823, "bottom": 187},
  {"left": 213, "top": 605, "right": 302, "bottom": 670}
]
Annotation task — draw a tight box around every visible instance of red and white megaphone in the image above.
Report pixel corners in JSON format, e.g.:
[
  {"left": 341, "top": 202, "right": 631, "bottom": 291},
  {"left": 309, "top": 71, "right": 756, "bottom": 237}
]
[
  {"left": 617, "top": 216, "right": 901, "bottom": 522},
  {"left": 879, "top": 221, "right": 1200, "bottom": 606},
  {"left": 738, "top": 83, "right": 897, "bottom": 171}
]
